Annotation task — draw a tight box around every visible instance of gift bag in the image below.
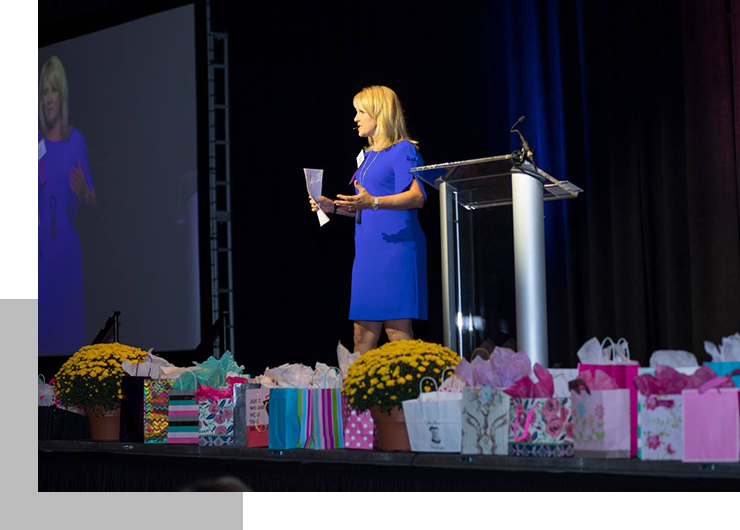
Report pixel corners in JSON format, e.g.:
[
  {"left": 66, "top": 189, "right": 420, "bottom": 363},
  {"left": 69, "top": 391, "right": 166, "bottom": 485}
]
[
  {"left": 341, "top": 394, "right": 376, "bottom": 450},
  {"left": 233, "top": 384, "right": 269, "bottom": 448},
  {"left": 402, "top": 377, "right": 463, "bottom": 453},
  {"left": 167, "top": 371, "right": 200, "bottom": 444},
  {"left": 569, "top": 376, "right": 631, "bottom": 459},
  {"left": 705, "top": 362, "right": 740, "bottom": 388},
  {"left": 461, "top": 386, "right": 510, "bottom": 455},
  {"left": 268, "top": 388, "right": 312, "bottom": 450},
  {"left": 308, "top": 387, "right": 344, "bottom": 449},
  {"left": 119, "top": 375, "right": 147, "bottom": 442},
  {"left": 144, "top": 379, "right": 174, "bottom": 444},
  {"left": 578, "top": 338, "right": 639, "bottom": 457},
  {"left": 637, "top": 394, "right": 683, "bottom": 460},
  {"left": 508, "top": 397, "right": 575, "bottom": 457},
  {"left": 196, "top": 386, "right": 235, "bottom": 447},
  {"left": 682, "top": 370, "right": 740, "bottom": 463}
]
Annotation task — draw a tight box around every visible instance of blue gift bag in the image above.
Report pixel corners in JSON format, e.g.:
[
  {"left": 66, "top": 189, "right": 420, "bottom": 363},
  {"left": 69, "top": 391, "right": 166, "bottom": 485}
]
[
  {"left": 268, "top": 388, "right": 312, "bottom": 450},
  {"left": 706, "top": 362, "right": 740, "bottom": 387}
]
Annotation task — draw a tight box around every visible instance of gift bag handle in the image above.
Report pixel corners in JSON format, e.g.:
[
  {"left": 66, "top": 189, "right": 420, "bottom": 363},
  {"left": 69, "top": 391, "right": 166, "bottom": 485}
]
[
  {"left": 419, "top": 376, "right": 440, "bottom": 395},
  {"left": 440, "top": 367, "right": 465, "bottom": 389},
  {"left": 568, "top": 378, "right": 591, "bottom": 395},
  {"left": 174, "top": 370, "right": 199, "bottom": 390},
  {"left": 616, "top": 338, "right": 631, "bottom": 361},
  {"left": 600, "top": 337, "right": 616, "bottom": 361},
  {"left": 698, "top": 369, "right": 740, "bottom": 394},
  {"left": 321, "top": 367, "right": 342, "bottom": 389},
  {"left": 38, "top": 374, "right": 46, "bottom": 385}
]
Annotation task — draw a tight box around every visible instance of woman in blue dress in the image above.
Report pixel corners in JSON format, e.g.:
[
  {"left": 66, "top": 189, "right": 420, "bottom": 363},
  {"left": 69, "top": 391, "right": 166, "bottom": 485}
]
[
  {"left": 311, "top": 86, "right": 428, "bottom": 353},
  {"left": 38, "top": 55, "right": 96, "bottom": 354}
]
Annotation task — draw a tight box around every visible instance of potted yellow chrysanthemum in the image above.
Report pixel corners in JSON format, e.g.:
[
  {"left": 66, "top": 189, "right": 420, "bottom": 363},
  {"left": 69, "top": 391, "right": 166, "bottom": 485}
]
[
  {"left": 53, "top": 343, "right": 148, "bottom": 440},
  {"left": 343, "top": 339, "right": 459, "bottom": 451}
]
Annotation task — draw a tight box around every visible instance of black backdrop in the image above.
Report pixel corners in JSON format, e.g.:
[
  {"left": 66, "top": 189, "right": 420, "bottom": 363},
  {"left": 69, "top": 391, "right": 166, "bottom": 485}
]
[{"left": 38, "top": 0, "right": 740, "bottom": 378}]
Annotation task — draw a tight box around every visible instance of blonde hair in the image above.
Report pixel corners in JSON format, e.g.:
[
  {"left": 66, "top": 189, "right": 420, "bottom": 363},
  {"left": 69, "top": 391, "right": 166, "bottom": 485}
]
[
  {"left": 353, "top": 85, "right": 418, "bottom": 151},
  {"left": 39, "top": 55, "right": 70, "bottom": 140}
]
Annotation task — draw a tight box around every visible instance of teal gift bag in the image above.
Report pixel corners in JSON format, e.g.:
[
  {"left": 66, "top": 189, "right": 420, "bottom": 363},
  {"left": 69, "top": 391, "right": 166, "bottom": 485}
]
[
  {"left": 268, "top": 388, "right": 312, "bottom": 450},
  {"left": 706, "top": 362, "right": 740, "bottom": 387}
]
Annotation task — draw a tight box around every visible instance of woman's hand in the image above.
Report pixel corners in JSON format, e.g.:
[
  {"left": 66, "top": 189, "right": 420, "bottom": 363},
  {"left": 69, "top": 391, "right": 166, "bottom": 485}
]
[
  {"left": 69, "top": 159, "right": 96, "bottom": 205},
  {"left": 335, "top": 182, "right": 374, "bottom": 213},
  {"left": 309, "top": 195, "right": 335, "bottom": 214}
]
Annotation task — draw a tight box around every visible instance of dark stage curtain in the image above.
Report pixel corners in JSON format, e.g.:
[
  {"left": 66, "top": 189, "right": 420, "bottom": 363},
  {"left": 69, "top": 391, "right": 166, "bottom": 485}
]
[{"left": 495, "top": 0, "right": 740, "bottom": 365}]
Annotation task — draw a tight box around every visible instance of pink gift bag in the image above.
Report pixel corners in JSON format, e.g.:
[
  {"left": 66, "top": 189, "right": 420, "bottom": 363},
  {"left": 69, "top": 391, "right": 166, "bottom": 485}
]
[
  {"left": 341, "top": 394, "right": 376, "bottom": 450},
  {"left": 682, "top": 370, "right": 740, "bottom": 463},
  {"left": 570, "top": 377, "right": 631, "bottom": 459},
  {"left": 578, "top": 363, "right": 639, "bottom": 457}
]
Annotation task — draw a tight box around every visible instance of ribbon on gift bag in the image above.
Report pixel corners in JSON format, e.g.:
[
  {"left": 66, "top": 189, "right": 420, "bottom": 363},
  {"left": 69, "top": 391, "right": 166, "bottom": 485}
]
[{"left": 682, "top": 369, "right": 740, "bottom": 463}]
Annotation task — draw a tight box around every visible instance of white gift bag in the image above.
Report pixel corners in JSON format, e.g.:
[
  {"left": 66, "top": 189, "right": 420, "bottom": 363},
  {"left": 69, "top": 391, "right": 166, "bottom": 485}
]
[{"left": 402, "top": 377, "right": 463, "bottom": 453}]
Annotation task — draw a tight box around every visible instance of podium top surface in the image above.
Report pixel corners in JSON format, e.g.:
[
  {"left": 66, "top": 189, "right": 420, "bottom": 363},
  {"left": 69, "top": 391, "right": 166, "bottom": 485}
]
[{"left": 410, "top": 154, "right": 583, "bottom": 209}]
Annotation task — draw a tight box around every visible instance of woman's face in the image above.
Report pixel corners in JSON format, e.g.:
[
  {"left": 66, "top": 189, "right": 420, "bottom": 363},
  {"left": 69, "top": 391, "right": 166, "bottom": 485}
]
[
  {"left": 354, "top": 105, "right": 377, "bottom": 139},
  {"left": 42, "top": 79, "right": 61, "bottom": 126}
]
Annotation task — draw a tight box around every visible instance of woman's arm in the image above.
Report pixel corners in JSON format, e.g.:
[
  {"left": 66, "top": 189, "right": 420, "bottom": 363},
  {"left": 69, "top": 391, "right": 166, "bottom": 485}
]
[
  {"left": 309, "top": 195, "right": 356, "bottom": 218},
  {"left": 334, "top": 178, "right": 425, "bottom": 212}
]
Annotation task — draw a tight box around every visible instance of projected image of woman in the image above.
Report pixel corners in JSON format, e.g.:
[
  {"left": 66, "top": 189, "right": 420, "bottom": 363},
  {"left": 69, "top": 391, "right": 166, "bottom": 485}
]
[
  {"left": 38, "top": 55, "right": 96, "bottom": 354},
  {"left": 310, "top": 86, "right": 428, "bottom": 353}
]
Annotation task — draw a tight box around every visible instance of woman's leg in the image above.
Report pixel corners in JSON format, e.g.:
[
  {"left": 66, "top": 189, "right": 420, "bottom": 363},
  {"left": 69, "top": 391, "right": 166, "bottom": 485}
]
[
  {"left": 354, "top": 320, "right": 383, "bottom": 354},
  {"left": 384, "top": 319, "right": 414, "bottom": 342}
]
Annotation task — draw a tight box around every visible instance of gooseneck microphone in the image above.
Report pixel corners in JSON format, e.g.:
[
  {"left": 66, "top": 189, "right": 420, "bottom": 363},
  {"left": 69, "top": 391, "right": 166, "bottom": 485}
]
[{"left": 510, "top": 115, "right": 535, "bottom": 167}]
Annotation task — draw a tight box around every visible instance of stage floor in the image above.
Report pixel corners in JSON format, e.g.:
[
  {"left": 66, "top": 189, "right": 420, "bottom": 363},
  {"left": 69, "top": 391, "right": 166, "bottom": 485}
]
[{"left": 38, "top": 441, "right": 740, "bottom": 491}]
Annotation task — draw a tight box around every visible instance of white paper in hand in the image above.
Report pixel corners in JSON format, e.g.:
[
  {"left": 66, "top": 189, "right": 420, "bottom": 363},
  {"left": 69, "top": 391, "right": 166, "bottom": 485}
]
[{"left": 304, "top": 168, "right": 330, "bottom": 226}]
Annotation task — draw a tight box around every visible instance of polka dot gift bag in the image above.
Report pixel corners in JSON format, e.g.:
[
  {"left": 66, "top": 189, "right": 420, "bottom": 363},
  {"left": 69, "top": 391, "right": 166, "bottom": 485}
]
[{"left": 341, "top": 394, "right": 378, "bottom": 450}]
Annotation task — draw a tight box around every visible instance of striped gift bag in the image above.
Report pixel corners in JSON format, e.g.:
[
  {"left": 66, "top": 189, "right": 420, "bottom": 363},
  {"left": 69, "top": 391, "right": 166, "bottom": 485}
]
[
  {"left": 308, "top": 388, "right": 344, "bottom": 449},
  {"left": 167, "top": 372, "right": 200, "bottom": 444},
  {"left": 144, "top": 379, "right": 174, "bottom": 444}
]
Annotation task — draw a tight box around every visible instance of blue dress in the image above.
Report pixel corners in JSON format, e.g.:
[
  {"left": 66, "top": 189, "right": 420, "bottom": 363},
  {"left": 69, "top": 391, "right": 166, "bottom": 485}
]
[
  {"left": 349, "top": 140, "right": 428, "bottom": 321},
  {"left": 38, "top": 128, "right": 94, "bottom": 354}
]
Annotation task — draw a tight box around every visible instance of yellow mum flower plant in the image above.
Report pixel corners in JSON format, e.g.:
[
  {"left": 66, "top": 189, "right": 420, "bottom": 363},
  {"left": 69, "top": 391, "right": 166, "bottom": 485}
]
[
  {"left": 53, "top": 343, "right": 148, "bottom": 412},
  {"left": 344, "top": 339, "right": 459, "bottom": 414}
]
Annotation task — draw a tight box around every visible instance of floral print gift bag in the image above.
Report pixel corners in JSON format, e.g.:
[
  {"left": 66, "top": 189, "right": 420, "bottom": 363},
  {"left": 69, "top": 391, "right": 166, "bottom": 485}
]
[
  {"left": 634, "top": 365, "right": 730, "bottom": 461},
  {"left": 505, "top": 364, "right": 575, "bottom": 458},
  {"left": 569, "top": 371, "right": 631, "bottom": 459},
  {"left": 195, "top": 386, "right": 235, "bottom": 446}
]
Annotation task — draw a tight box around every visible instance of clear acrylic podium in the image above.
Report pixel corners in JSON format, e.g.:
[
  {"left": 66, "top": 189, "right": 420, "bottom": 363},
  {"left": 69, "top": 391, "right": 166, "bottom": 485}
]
[{"left": 411, "top": 155, "right": 583, "bottom": 367}]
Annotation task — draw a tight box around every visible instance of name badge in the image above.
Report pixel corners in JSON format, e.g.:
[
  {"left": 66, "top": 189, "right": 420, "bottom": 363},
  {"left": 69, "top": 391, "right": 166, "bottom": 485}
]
[
  {"left": 356, "top": 149, "right": 365, "bottom": 168},
  {"left": 38, "top": 139, "right": 46, "bottom": 161}
]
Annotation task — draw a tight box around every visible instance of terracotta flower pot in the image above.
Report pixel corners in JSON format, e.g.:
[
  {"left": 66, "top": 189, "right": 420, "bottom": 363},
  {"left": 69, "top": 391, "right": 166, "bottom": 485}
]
[
  {"left": 370, "top": 405, "right": 411, "bottom": 452},
  {"left": 86, "top": 405, "right": 121, "bottom": 441}
]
